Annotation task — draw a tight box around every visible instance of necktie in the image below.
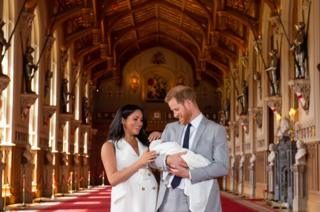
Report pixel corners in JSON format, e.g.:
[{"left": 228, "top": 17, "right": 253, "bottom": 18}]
[{"left": 171, "top": 123, "right": 191, "bottom": 189}]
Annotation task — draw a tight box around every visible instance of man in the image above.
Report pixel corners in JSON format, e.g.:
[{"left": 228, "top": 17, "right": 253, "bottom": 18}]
[{"left": 153, "top": 85, "right": 229, "bottom": 212}]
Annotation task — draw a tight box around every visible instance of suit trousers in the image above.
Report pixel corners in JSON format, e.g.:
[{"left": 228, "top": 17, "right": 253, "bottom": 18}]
[{"left": 158, "top": 187, "right": 190, "bottom": 212}]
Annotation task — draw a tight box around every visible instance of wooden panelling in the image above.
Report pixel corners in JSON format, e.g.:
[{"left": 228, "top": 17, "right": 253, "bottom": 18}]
[{"left": 306, "top": 143, "right": 319, "bottom": 192}]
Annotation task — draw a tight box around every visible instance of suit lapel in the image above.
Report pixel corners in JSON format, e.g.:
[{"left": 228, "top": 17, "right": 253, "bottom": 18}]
[
  {"left": 176, "top": 123, "right": 185, "bottom": 145},
  {"left": 190, "top": 117, "right": 208, "bottom": 151}
]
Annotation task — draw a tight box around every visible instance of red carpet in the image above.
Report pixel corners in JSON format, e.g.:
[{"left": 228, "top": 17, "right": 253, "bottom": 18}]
[
  {"left": 42, "top": 186, "right": 257, "bottom": 211},
  {"left": 221, "top": 195, "right": 257, "bottom": 212},
  {"left": 41, "top": 187, "right": 110, "bottom": 211}
]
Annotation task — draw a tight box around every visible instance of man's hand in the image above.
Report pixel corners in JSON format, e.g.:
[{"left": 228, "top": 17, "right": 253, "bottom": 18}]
[
  {"left": 166, "top": 152, "right": 188, "bottom": 168},
  {"left": 169, "top": 164, "right": 190, "bottom": 178}
]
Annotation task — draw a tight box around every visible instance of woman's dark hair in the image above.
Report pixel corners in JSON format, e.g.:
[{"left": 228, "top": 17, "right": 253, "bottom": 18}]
[{"left": 107, "top": 104, "right": 149, "bottom": 147}]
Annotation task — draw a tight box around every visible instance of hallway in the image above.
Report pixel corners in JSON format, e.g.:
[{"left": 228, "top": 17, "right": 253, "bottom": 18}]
[
  {"left": 1, "top": 0, "right": 320, "bottom": 211},
  {"left": 6, "top": 186, "right": 277, "bottom": 212}
]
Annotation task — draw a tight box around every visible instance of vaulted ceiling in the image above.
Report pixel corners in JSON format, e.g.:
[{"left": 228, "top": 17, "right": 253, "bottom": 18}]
[{"left": 43, "top": 0, "right": 275, "bottom": 86}]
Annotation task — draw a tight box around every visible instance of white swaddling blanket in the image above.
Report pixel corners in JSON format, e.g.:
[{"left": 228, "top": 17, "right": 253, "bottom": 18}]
[{"left": 150, "top": 139, "right": 213, "bottom": 212}]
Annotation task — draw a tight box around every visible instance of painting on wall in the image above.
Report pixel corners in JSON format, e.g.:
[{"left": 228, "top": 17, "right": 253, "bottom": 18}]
[{"left": 146, "top": 74, "right": 168, "bottom": 102}]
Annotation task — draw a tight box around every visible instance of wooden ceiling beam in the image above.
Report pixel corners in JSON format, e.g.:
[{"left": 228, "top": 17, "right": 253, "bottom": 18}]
[
  {"left": 203, "top": 70, "right": 222, "bottom": 85},
  {"left": 206, "top": 58, "right": 230, "bottom": 75},
  {"left": 51, "top": 7, "right": 93, "bottom": 31},
  {"left": 119, "top": 32, "right": 197, "bottom": 64},
  {"left": 127, "top": 0, "right": 140, "bottom": 50},
  {"left": 215, "top": 30, "right": 246, "bottom": 52},
  {"left": 92, "top": 69, "right": 112, "bottom": 82},
  {"left": 211, "top": 46, "right": 237, "bottom": 62},
  {"left": 77, "top": 45, "right": 100, "bottom": 58},
  {"left": 217, "top": 9, "right": 257, "bottom": 33},
  {"left": 64, "top": 28, "right": 98, "bottom": 47},
  {"left": 107, "top": 0, "right": 205, "bottom": 36},
  {"left": 85, "top": 58, "right": 106, "bottom": 71},
  {"left": 113, "top": 17, "right": 201, "bottom": 53}
]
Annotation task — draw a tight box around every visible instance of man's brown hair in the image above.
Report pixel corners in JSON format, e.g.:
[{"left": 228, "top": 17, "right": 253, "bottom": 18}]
[{"left": 164, "top": 85, "right": 197, "bottom": 104}]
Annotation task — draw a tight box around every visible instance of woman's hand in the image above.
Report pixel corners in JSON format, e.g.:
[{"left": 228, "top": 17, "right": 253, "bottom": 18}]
[
  {"left": 148, "top": 131, "right": 162, "bottom": 141},
  {"left": 138, "top": 150, "right": 158, "bottom": 166}
]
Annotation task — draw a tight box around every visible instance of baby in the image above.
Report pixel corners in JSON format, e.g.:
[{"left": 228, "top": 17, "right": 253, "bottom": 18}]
[{"left": 150, "top": 139, "right": 213, "bottom": 212}]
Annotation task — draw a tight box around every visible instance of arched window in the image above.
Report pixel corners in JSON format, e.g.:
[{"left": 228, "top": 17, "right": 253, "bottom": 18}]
[
  {"left": 0, "top": 0, "right": 15, "bottom": 145},
  {"left": 48, "top": 32, "right": 58, "bottom": 151},
  {"left": 1, "top": 0, "right": 15, "bottom": 198},
  {"left": 28, "top": 7, "right": 40, "bottom": 148},
  {"left": 83, "top": 131, "right": 88, "bottom": 154}
]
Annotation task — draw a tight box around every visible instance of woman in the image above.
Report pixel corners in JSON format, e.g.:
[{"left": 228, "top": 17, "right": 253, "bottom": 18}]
[{"left": 101, "top": 104, "right": 158, "bottom": 212}]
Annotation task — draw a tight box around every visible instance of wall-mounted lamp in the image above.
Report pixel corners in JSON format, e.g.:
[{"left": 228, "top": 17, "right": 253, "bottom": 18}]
[
  {"left": 130, "top": 75, "right": 139, "bottom": 93},
  {"left": 288, "top": 108, "right": 297, "bottom": 121}
]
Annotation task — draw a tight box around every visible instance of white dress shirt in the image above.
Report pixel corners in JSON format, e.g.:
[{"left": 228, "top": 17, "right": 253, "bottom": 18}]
[{"left": 167, "top": 113, "right": 203, "bottom": 189}]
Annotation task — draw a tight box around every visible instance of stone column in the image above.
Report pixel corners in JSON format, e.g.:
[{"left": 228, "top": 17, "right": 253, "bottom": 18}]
[
  {"left": 230, "top": 156, "right": 235, "bottom": 192},
  {"left": 222, "top": 175, "right": 227, "bottom": 191},
  {"left": 59, "top": 153, "right": 69, "bottom": 194},
  {"left": 0, "top": 152, "right": 3, "bottom": 209},
  {"left": 292, "top": 140, "right": 307, "bottom": 211},
  {"left": 238, "top": 154, "right": 245, "bottom": 195},
  {"left": 42, "top": 150, "right": 53, "bottom": 197},
  {"left": 21, "top": 145, "right": 34, "bottom": 204},
  {"left": 249, "top": 153, "right": 256, "bottom": 198},
  {"left": 267, "top": 143, "right": 276, "bottom": 200}
]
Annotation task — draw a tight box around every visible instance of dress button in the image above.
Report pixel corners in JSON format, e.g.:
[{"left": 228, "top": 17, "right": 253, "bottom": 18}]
[
  {"left": 148, "top": 173, "right": 151, "bottom": 176},
  {"left": 152, "top": 187, "right": 156, "bottom": 190},
  {"left": 142, "top": 187, "right": 145, "bottom": 191}
]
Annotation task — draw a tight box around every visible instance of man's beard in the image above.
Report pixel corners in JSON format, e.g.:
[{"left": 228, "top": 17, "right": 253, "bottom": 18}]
[{"left": 179, "top": 111, "right": 192, "bottom": 125}]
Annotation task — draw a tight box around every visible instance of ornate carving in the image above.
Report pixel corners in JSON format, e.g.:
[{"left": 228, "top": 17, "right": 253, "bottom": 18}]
[
  {"left": 276, "top": 118, "right": 291, "bottom": 140},
  {"left": 229, "top": 121, "right": 239, "bottom": 137},
  {"left": 44, "top": 150, "right": 53, "bottom": 165},
  {"left": 91, "top": 128, "right": 98, "bottom": 135},
  {"left": 0, "top": 74, "right": 10, "bottom": 93},
  {"left": 151, "top": 51, "right": 166, "bottom": 64},
  {"left": 59, "top": 113, "right": 73, "bottom": 127},
  {"left": 269, "top": 13, "right": 282, "bottom": 35},
  {"left": 250, "top": 107, "right": 263, "bottom": 128},
  {"left": 61, "top": 153, "right": 68, "bottom": 166},
  {"left": 249, "top": 153, "right": 256, "bottom": 170},
  {"left": 265, "top": 96, "right": 282, "bottom": 114},
  {"left": 288, "top": 79, "right": 310, "bottom": 111},
  {"left": 80, "top": 124, "right": 91, "bottom": 133},
  {"left": 70, "top": 119, "right": 81, "bottom": 132},
  {"left": 82, "top": 156, "right": 88, "bottom": 166},
  {"left": 239, "top": 115, "right": 249, "bottom": 134},
  {"left": 295, "top": 140, "right": 306, "bottom": 165},
  {"left": 218, "top": 110, "right": 227, "bottom": 126},
  {"left": 92, "top": 29, "right": 100, "bottom": 45},
  {"left": 43, "top": 105, "right": 56, "bottom": 127},
  {"left": 21, "top": 11, "right": 34, "bottom": 44},
  {"left": 73, "top": 154, "right": 80, "bottom": 166},
  {"left": 21, "top": 144, "right": 33, "bottom": 165},
  {"left": 20, "top": 93, "right": 38, "bottom": 121}
]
